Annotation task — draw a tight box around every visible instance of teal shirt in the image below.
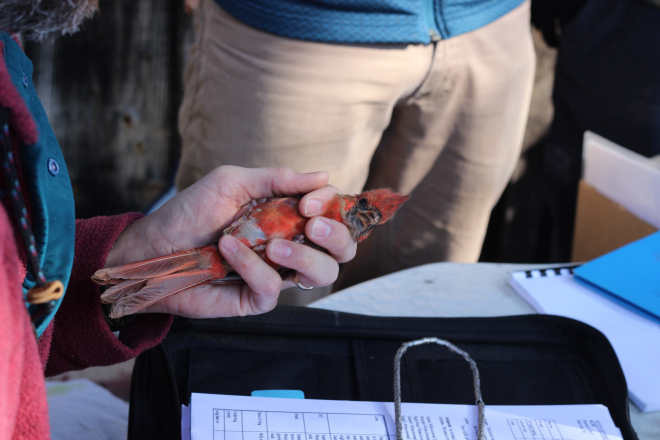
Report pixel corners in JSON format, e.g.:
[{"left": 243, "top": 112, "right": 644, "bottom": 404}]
[
  {"left": 214, "top": 0, "right": 526, "bottom": 44},
  {"left": 1, "top": 33, "right": 76, "bottom": 336}
]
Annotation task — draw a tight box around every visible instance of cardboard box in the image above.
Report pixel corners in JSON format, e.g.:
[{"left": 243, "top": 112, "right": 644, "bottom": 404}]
[{"left": 571, "top": 180, "right": 658, "bottom": 262}]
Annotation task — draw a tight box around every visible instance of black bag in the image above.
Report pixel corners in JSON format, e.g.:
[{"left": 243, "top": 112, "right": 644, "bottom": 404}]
[{"left": 128, "top": 306, "right": 637, "bottom": 440}]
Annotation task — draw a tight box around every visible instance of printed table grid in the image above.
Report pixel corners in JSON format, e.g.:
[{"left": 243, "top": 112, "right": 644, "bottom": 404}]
[
  {"left": 507, "top": 419, "right": 564, "bottom": 440},
  {"left": 212, "top": 409, "right": 392, "bottom": 440}
]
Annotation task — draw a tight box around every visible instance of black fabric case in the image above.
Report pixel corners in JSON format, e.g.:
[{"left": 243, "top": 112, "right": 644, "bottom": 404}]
[{"left": 128, "top": 306, "right": 638, "bottom": 440}]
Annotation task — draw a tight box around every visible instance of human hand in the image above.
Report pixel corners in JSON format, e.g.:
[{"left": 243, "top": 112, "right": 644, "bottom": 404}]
[{"left": 106, "top": 166, "right": 357, "bottom": 318}]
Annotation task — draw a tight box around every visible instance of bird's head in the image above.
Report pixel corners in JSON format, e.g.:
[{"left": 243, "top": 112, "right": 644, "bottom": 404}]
[{"left": 341, "top": 188, "right": 410, "bottom": 242}]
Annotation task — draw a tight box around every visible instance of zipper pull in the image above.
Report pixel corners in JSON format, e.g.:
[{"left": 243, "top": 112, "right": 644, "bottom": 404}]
[{"left": 429, "top": 30, "right": 441, "bottom": 42}]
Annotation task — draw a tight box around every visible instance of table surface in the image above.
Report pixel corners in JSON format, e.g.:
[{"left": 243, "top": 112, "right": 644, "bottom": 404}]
[{"left": 308, "top": 262, "right": 658, "bottom": 440}]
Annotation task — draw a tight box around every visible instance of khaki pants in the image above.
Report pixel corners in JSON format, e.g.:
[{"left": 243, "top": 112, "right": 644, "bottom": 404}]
[{"left": 177, "top": 0, "right": 535, "bottom": 290}]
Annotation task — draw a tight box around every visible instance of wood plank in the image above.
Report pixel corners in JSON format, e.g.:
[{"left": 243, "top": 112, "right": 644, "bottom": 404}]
[{"left": 26, "top": 0, "right": 193, "bottom": 218}]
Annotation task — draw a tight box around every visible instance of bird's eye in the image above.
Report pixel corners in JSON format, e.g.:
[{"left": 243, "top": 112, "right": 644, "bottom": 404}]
[{"left": 358, "top": 198, "right": 367, "bottom": 206}]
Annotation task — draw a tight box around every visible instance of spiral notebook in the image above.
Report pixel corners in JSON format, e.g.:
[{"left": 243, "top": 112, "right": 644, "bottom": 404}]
[{"left": 509, "top": 266, "right": 660, "bottom": 412}]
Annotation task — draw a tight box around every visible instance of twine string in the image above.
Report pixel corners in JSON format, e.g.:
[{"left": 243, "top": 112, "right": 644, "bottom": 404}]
[{"left": 393, "top": 337, "right": 485, "bottom": 440}]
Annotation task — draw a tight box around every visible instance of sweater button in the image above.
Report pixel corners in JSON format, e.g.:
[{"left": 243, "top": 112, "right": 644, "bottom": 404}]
[
  {"left": 47, "top": 158, "right": 60, "bottom": 176},
  {"left": 22, "top": 73, "right": 28, "bottom": 87}
]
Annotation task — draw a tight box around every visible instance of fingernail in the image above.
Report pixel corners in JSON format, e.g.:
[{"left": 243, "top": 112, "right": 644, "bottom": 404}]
[
  {"left": 221, "top": 236, "right": 238, "bottom": 254},
  {"left": 270, "top": 240, "right": 292, "bottom": 258},
  {"left": 305, "top": 198, "right": 321, "bottom": 216},
  {"left": 311, "top": 218, "right": 331, "bottom": 239}
]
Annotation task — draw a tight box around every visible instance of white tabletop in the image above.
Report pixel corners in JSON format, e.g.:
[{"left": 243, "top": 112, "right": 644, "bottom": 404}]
[{"left": 309, "top": 262, "right": 658, "bottom": 440}]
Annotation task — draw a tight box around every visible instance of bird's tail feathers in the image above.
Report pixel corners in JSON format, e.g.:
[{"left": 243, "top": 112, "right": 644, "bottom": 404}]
[
  {"left": 101, "top": 279, "right": 148, "bottom": 303},
  {"left": 95, "top": 246, "right": 227, "bottom": 318},
  {"left": 93, "top": 247, "right": 210, "bottom": 285},
  {"left": 109, "top": 271, "right": 217, "bottom": 318}
]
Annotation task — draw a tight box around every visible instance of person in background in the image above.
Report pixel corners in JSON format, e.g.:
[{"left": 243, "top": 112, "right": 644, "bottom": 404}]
[
  {"left": 177, "top": 0, "right": 536, "bottom": 290},
  {"left": 533, "top": 0, "right": 660, "bottom": 261},
  {"left": 0, "top": 1, "right": 355, "bottom": 438}
]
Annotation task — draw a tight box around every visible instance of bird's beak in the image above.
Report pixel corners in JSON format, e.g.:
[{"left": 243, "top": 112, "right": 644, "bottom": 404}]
[{"left": 355, "top": 210, "right": 380, "bottom": 229}]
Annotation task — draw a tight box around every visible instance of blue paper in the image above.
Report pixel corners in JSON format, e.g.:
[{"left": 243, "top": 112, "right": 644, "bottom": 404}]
[
  {"left": 251, "top": 390, "right": 305, "bottom": 399},
  {"left": 574, "top": 231, "right": 660, "bottom": 321}
]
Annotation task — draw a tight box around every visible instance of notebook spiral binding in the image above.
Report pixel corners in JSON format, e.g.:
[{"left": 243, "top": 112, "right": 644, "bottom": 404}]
[{"left": 522, "top": 264, "right": 581, "bottom": 279}]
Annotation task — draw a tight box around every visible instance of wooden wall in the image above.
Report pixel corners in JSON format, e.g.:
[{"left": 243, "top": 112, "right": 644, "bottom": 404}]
[
  {"left": 26, "top": 0, "right": 193, "bottom": 219},
  {"left": 25, "top": 2, "right": 558, "bottom": 263}
]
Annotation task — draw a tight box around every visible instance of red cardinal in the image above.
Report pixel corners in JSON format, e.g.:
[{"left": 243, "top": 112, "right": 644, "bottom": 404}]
[{"left": 93, "top": 188, "right": 409, "bottom": 318}]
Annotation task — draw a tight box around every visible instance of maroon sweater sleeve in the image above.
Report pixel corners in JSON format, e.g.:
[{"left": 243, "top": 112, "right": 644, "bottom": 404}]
[{"left": 43, "top": 214, "right": 173, "bottom": 377}]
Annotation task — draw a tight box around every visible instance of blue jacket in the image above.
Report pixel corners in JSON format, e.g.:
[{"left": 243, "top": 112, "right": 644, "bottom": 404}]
[
  {"left": 214, "top": 0, "right": 526, "bottom": 44},
  {"left": 1, "top": 32, "right": 75, "bottom": 336}
]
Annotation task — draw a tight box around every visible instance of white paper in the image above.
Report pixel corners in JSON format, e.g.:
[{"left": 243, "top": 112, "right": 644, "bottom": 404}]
[
  {"left": 510, "top": 270, "right": 660, "bottom": 412},
  {"left": 582, "top": 131, "right": 660, "bottom": 229},
  {"left": 183, "top": 404, "right": 192, "bottom": 440},
  {"left": 188, "top": 393, "right": 622, "bottom": 440}
]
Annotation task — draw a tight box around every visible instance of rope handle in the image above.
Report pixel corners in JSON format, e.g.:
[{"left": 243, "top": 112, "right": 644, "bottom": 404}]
[{"left": 393, "top": 337, "right": 485, "bottom": 440}]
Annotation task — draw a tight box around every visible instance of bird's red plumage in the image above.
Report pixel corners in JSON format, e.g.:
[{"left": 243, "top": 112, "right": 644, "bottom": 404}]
[
  {"left": 95, "top": 189, "right": 409, "bottom": 318},
  {"left": 233, "top": 197, "right": 307, "bottom": 246}
]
